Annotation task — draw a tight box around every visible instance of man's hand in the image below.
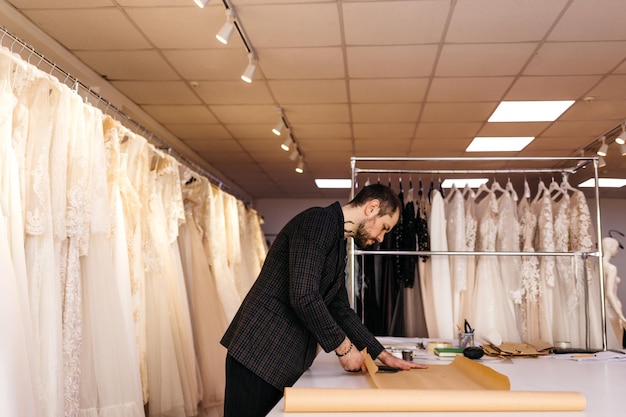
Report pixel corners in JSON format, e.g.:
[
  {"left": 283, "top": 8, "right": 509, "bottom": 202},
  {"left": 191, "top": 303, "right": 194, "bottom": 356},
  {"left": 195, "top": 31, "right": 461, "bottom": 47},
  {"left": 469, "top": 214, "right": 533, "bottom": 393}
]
[{"left": 376, "top": 350, "right": 428, "bottom": 370}]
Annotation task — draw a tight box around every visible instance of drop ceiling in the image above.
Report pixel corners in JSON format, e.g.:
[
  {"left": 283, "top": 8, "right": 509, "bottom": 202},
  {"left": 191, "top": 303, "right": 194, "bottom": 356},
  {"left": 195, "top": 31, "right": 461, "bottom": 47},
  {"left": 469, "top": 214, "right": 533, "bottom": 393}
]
[{"left": 2, "top": 0, "right": 626, "bottom": 201}]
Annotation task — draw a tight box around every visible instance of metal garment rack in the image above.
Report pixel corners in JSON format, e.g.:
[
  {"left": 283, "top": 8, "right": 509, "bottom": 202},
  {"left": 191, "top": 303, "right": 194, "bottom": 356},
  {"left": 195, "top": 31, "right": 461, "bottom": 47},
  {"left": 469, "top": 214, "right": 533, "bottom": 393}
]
[{"left": 348, "top": 156, "right": 607, "bottom": 351}]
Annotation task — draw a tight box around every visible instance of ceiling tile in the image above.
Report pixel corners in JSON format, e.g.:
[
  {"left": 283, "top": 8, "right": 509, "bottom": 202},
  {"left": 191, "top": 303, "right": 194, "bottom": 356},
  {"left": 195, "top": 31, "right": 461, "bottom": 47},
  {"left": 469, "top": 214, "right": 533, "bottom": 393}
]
[
  {"left": 355, "top": 138, "right": 412, "bottom": 155},
  {"left": 225, "top": 124, "right": 277, "bottom": 140},
  {"left": 525, "top": 42, "right": 626, "bottom": 75},
  {"left": 238, "top": 138, "right": 277, "bottom": 152},
  {"left": 549, "top": 0, "right": 626, "bottom": 41},
  {"left": 505, "top": 76, "right": 602, "bottom": 100},
  {"left": 126, "top": 6, "right": 224, "bottom": 49},
  {"left": 209, "top": 104, "right": 279, "bottom": 123},
  {"left": 351, "top": 103, "right": 421, "bottom": 123},
  {"left": 347, "top": 45, "right": 438, "bottom": 78},
  {"left": 437, "top": 43, "right": 536, "bottom": 76},
  {"left": 280, "top": 104, "right": 350, "bottom": 124},
  {"left": 142, "top": 104, "right": 217, "bottom": 124},
  {"left": 447, "top": 0, "right": 567, "bottom": 42},
  {"left": 289, "top": 123, "right": 352, "bottom": 139},
  {"left": 421, "top": 102, "right": 498, "bottom": 122},
  {"left": 256, "top": 47, "right": 345, "bottom": 79},
  {"left": 182, "top": 138, "right": 241, "bottom": 152},
  {"left": 428, "top": 77, "right": 514, "bottom": 101},
  {"left": 342, "top": 0, "right": 449, "bottom": 45},
  {"left": 559, "top": 100, "right": 626, "bottom": 121},
  {"left": 268, "top": 80, "right": 348, "bottom": 104},
  {"left": 409, "top": 137, "right": 470, "bottom": 155},
  {"left": 165, "top": 123, "right": 232, "bottom": 140},
  {"left": 415, "top": 122, "right": 482, "bottom": 138},
  {"left": 297, "top": 138, "right": 352, "bottom": 153},
  {"left": 194, "top": 80, "right": 274, "bottom": 104},
  {"left": 111, "top": 81, "right": 200, "bottom": 104},
  {"left": 8, "top": 0, "right": 113, "bottom": 7},
  {"left": 236, "top": 3, "right": 341, "bottom": 47},
  {"left": 353, "top": 123, "right": 416, "bottom": 139},
  {"left": 477, "top": 122, "right": 551, "bottom": 137},
  {"left": 542, "top": 120, "right": 620, "bottom": 137},
  {"left": 350, "top": 79, "right": 428, "bottom": 103},
  {"left": 163, "top": 49, "right": 251, "bottom": 81},
  {"left": 525, "top": 136, "right": 591, "bottom": 152},
  {"left": 24, "top": 8, "right": 150, "bottom": 50},
  {"left": 587, "top": 75, "right": 626, "bottom": 100},
  {"left": 75, "top": 50, "right": 178, "bottom": 81}
]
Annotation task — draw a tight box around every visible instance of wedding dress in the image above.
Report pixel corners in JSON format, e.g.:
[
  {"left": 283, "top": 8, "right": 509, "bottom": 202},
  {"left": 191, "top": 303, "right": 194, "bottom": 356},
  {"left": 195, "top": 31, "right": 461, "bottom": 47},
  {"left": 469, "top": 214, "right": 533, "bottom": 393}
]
[
  {"left": 517, "top": 190, "right": 540, "bottom": 343},
  {"left": 444, "top": 185, "right": 467, "bottom": 329}
]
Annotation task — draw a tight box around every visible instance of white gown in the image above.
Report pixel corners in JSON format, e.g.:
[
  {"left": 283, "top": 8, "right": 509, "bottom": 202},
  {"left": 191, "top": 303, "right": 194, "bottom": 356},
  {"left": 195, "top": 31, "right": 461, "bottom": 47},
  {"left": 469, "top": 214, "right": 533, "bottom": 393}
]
[
  {"left": 444, "top": 186, "right": 467, "bottom": 329},
  {"left": 532, "top": 188, "right": 556, "bottom": 344},
  {"left": 425, "top": 190, "right": 454, "bottom": 339},
  {"left": 517, "top": 195, "right": 540, "bottom": 343},
  {"left": 0, "top": 48, "right": 40, "bottom": 417},
  {"left": 473, "top": 191, "right": 519, "bottom": 343},
  {"left": 495, "top": 190, "right": 522, "bottom": 342},
  {"left": 178, "top": 173, "right": 228, "bottom": 417}
]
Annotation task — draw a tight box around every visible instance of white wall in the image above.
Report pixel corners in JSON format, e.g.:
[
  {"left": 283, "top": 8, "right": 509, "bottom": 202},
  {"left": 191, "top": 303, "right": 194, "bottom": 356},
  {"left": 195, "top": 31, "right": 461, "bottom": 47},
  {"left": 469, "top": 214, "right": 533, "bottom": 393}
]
[{"left": 256, "top": 196, "right": 626, "bottom": 323}]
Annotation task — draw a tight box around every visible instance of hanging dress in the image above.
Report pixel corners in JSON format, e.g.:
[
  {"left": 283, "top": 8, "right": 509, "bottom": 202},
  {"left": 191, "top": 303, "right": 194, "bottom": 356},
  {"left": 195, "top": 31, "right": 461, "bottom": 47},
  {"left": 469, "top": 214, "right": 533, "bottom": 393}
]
[
  {"left": 473, "top": 191, "right": 519, "bottom": 343},
  {"left": 532, "top": 187, "right": 556, "bottom": 344},
  {"left": 444, "top": 185, "right": 467, "bottom": 329},
  {"left": 495, "top": 189, "right": 522, "bottom": 342},
  {"left": 517, "top": 193, "right": 541, "bottom": 343},
  {"left": 178, "top": 172, "right": 228, "bottom": 417},
  {"left": 424, "top": 189, "right": 454, "bottom": 339}
]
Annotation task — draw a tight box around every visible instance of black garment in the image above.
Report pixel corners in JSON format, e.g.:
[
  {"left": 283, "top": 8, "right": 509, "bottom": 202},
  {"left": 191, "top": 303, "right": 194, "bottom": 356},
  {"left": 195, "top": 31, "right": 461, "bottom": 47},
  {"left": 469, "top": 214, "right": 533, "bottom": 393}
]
[{"left": 224, "top": 354, "right": 283, "bottom": 417}]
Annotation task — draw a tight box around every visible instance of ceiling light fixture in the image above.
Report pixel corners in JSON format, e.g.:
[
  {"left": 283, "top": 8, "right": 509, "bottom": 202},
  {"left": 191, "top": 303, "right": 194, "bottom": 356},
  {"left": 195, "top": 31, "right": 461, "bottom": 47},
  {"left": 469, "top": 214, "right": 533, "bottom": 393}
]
[
  {"left": 466, "top": 137, "right": 534, "bottom": 152},
  {"left": 315, "top": 179, "right": 352, "bottom": 189},
  {"left": 281, "top": 136, "right": 294, "bottom": 151},
  {"left": 272, "top": 109, "right": 286, "bottom": 136},
  {"left": 441, "top": 178, "right": 489, "bottom": 188},
  {"left": 295, "top": 158, "right": 304, "bottom": 174},
  {"left": 194, "top": 0, "right": 210, "bottom": 8},
  {"left": 289, "top": 148, "right": 299, "bottom": 161},
  {"left": 216, "top": 9, "right": 235, "bottom": 44},
  {"left": 598, "top": 156, "right": 607, "bottom": 168},
  {"left": 597, "top": 136, "right": 608, "bottom": 157},
  {"left": 615, "top": 123, "right": 626, "bottom": 145},
  {"left": 579, "top": 178, "right": 626, "bottom": 188},
  {"left": 488, "top": 100, "right": 575, "bottom": 122},
  {"left": 241, "top": 53, "right": 256, "bottom": 83},
  {"left": 621, "top": 143, "right": 626, "bottom": 157}
]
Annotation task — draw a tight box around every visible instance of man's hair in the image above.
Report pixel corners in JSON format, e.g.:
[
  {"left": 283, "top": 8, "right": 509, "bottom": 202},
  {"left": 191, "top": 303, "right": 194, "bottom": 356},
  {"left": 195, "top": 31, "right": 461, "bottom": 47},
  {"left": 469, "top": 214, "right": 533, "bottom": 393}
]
[{"left": 348, "top": 183, "right": 401, "bottom": 217}]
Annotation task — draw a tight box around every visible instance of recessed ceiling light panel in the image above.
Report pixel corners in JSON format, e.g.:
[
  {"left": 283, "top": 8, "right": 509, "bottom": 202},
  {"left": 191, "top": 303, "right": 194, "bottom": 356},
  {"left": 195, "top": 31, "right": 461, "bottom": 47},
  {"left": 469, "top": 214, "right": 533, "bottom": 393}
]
[
  {"left": 315, "top": 179, "right": 352, "bottom": 189},
  {"left": 578, "top": 178, "right": 626, "bottom": 188},
  {"left": 466, "top": 137, "right": 534, "bottom": 152},
  {"left": 488, "top": 100, "right": 575, "bottom": 122},
  {"left": 441, "top": 178, "right": 489, "bottom": 188}
]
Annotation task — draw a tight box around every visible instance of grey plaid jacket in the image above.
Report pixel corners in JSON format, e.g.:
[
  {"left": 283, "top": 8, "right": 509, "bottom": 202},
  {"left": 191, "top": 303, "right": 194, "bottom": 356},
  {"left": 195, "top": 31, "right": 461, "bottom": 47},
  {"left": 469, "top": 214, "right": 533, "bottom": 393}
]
[{"left": 221, "top": 202, "right": 385, "bottom": 390}]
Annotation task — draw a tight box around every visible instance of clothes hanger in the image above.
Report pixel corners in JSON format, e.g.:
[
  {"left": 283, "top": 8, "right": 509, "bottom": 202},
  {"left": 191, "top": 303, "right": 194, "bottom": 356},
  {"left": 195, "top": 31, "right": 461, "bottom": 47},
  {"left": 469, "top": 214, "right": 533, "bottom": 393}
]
[
  {"left": 462, "top": 183, "right": 476, "bottom": 199},
  {"left": 532, "top": 177, "right": 548, "bottom": 204},
  {"left": 548, "top": 176, "right": 564, "bottom": 201},
  {"left": 490, "top": 178, "right": 506, "bottom": 196},
  {"left": 523, "top": 177, "right": 531, "bottom": 200},
  {"left": 505, "top": 177, "right": 518, "bottom": 202}
]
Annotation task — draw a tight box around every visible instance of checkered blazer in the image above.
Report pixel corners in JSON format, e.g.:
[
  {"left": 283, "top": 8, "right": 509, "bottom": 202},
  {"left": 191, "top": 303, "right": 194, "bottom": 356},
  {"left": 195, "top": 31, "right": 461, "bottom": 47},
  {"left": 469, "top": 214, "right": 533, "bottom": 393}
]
[{"left": 221, "top": 202, "right": 385, "bottom": 390}]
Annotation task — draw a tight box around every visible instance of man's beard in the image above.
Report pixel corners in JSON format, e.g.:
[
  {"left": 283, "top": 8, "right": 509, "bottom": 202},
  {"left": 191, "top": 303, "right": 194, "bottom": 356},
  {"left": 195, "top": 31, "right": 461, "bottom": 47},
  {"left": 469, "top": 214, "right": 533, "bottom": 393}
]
[{"left": 353, "top": 221, "right": 373, "bottom": 249}]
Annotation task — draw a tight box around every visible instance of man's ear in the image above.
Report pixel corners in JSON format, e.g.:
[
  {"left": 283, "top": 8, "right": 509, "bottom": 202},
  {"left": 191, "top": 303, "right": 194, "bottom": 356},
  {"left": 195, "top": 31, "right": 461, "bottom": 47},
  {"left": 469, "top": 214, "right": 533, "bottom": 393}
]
[{"left": 364, "top": 199, "right": 381, "bottom": 217}]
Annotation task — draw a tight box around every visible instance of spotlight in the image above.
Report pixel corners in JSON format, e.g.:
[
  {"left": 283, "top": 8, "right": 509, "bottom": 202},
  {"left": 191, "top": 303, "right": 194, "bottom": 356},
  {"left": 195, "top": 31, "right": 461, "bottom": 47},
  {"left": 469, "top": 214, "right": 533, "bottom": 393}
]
[
  {"left": 272, "top": 119, "right": 285, "bottom": 136},
  {"left": 598, "top": 156, "right": 607, "bottom": 168},
  {"left": 194, "top": 0, "right": 210, "bottom": 8},
  {"left": 295, "top": 158, "right": 304, "bottom": 174},
  {"left": 597, "top": 136, "right": 608, "bottom": 157},
  {"left": 241, "top": 53, "right": 256, "bottom": 83},
  {"left": 216, "top": 10, "right": 235, "bottom": 45},
  {"left": 281, "top": 136, "right": 293, "bottom": 151},
  {"left": 289, "top": 148, "right": 299, "bottom": 161},
  {"left": 621, "top": 143, "right": 626, "bottom": 157},
  {"left": 615, "top": 124, "right": 626, "bottom": 145}
]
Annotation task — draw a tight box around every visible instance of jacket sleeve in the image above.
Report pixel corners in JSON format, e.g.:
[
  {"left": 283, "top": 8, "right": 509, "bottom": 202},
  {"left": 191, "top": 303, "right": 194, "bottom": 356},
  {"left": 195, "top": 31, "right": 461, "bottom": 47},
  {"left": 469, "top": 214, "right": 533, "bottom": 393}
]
[{"left": 327, "top": 280, "right": 385, "bottom": 358}]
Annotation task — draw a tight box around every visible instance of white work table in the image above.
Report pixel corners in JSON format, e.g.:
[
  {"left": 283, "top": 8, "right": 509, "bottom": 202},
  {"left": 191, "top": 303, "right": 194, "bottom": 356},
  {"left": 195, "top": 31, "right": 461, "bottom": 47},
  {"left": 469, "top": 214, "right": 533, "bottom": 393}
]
[{"left": 267, "top": 337, "right": 626, "bottom": 416}]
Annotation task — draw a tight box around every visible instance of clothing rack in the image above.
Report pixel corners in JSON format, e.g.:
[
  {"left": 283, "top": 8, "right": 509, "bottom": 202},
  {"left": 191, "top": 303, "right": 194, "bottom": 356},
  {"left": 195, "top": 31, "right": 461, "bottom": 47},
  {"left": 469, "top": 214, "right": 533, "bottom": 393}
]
[
  {"left": 0, "top": 25, "right": 251, "bottom": 206},
  {"left": 348, "top": 155, "right": 607, "bottom": 351}
]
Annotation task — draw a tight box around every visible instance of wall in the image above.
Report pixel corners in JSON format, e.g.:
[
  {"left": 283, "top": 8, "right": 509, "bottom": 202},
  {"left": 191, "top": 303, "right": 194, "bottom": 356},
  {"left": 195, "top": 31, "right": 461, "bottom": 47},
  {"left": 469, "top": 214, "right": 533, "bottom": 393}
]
[{"left": 256, "top": 196, "right": 626, "bottom": 326}]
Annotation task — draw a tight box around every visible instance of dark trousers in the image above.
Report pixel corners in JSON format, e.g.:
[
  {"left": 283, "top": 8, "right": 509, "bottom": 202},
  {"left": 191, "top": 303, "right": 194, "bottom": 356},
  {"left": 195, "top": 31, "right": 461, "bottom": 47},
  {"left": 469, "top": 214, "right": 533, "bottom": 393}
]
[{"left": 224, "top": 354, "right": 283, "bottom": 417}]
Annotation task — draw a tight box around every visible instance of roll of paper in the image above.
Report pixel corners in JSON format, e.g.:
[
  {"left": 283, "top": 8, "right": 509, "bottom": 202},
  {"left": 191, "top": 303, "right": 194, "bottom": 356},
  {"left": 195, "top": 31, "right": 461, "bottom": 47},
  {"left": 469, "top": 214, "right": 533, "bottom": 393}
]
[{"left": 283, "top": 388, "right": 586, "bottom": 412}]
